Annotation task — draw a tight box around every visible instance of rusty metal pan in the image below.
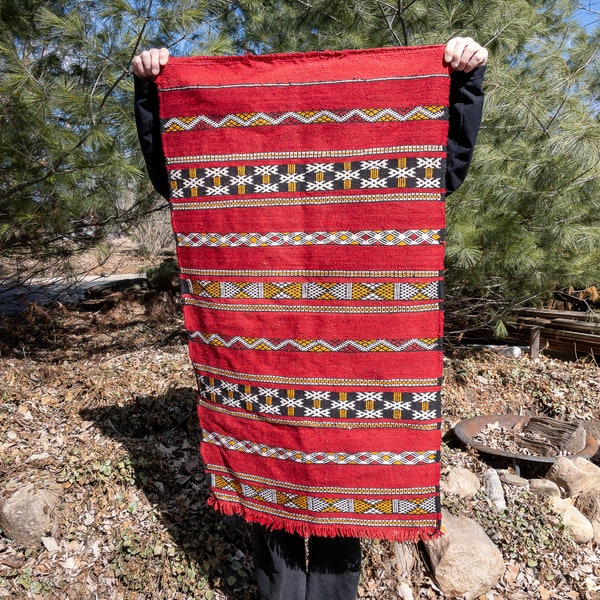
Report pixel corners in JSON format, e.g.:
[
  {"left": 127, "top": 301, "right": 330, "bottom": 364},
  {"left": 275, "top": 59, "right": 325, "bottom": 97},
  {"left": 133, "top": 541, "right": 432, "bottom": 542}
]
[{"left": 453, "top": 414, "right": 599, "bottom": 465}]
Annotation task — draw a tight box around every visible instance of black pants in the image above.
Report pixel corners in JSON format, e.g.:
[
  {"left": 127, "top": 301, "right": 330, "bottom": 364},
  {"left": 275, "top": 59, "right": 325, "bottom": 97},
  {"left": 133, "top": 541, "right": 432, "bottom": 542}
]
[{"left": 252, "top": 524, "right": 361, "bottom": 600}]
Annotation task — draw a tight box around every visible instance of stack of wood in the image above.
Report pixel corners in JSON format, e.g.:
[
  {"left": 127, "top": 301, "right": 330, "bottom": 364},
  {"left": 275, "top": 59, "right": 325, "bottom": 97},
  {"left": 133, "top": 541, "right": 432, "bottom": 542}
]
[
  {"left": 515, "top": 416, "right": 587, "bottom": 457},
  {"left": 507, "top": 307, "right": 600, "bottom": 361}
]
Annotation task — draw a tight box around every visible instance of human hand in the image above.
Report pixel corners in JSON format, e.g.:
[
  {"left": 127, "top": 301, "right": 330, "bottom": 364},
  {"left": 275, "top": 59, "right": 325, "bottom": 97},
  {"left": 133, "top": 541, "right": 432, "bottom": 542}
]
[
  {"left": 444, "top": 37, "right": 488, "bottom": 72},
  {"left": 132, "top": 48, "right": 170, "bottom": 80}
]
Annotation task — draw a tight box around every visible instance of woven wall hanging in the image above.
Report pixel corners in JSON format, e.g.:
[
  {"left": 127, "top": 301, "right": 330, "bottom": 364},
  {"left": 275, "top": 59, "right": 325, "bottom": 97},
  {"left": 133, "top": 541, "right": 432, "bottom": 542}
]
[{"left": 156, "top": 45, "right": 449, "bottom": 541}]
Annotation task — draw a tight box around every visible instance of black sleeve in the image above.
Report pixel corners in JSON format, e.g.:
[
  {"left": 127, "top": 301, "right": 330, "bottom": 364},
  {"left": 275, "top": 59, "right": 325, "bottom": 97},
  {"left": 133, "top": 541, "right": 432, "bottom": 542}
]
[
  {"left": 134, "top": 75, "right": 170, "bottom": 199},
  {"left": 445, "top": 65, "right": 486, "bottom": 195},
  {"left": 134, "top": 67, "right": 484, "bottom": 199}
]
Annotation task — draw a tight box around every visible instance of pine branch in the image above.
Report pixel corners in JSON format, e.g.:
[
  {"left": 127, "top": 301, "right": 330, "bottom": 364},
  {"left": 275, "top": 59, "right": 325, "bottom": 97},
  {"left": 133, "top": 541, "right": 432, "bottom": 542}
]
[
  {"left": 486, "top": 82, "right": 551, "bottom": 136},
  {"left": 483, "top": 21, "right": 517, "bottom": 47},
  {"left": 0, "top": 8, "right": 151, "bottom": 204},
  {"left": 130, "top": 0, "right": 154, "bottom": 59},
  {"left": 375, "top": 1, "right": 402, "bottom": 46},
  {"left": 397, "top": 0, "right": 408, "bottom": 46},
  {"left": 295, "top": 0, "right": 346, "bottom": 26}
]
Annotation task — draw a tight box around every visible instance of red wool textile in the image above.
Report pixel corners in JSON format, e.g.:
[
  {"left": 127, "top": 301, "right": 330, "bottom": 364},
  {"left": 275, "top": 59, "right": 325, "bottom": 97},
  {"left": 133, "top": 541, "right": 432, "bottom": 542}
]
[{"left": 156, "top": 45, "right": 450, "bottom": 541}]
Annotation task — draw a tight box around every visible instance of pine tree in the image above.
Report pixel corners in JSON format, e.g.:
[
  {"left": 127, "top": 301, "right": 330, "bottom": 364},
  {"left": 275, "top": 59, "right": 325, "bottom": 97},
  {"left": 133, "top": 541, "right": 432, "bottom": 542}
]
[
  {"left": 1, "top": 0, "right": 598, "bottom": 335},
  {"left": 443, "top": 1, "right": 600, "bottom": 335},
  {"left": 220, "top": 0, "right": 600, "bottom": 334},
  {"left": 0, "top": 0, "right": 231, "bottom": 281}
]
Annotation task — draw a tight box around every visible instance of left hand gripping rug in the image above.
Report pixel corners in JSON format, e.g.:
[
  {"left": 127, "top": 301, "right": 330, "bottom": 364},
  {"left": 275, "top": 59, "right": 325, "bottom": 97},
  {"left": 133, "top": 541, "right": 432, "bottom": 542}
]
[{"left": 156, "top": 45, "right": 450, "bottom": 541}]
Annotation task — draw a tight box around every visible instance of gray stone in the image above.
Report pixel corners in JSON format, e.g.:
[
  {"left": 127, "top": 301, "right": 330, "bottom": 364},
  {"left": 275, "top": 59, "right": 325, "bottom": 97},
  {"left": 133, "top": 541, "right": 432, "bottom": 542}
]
[
  {"left": 574, "top": 491, "right": 600, "bottom": 543},
  {"left": 398, "top": 582, "right": 414, "bottom": 600},
  {"left": 592, "top": 521, "right": 600, "bottom": 544},
  {"left": 391, "top": 541, "right": 415, "bottom": 580},
  {"left": 425, "top": 509, "right": 505, "bottom": 599},
  {"left": 499, "top": 471, "right": 529, "bottom": 488},
  {"left": 441, "top": 467, "right": 481, "bottom": 500},
  {"left": 0, "top": 480, "right": 62, "bottom": 547},
  {"left": 548, "top": 497, "right": 594, "bottom": 544},
  {"left": 530, "top": 478, "right": 561, "bottom": 498},
  {"left": 545, "top": 456, "right": 600, "bottom": 497},
  {"left": 483, "top": 468, "right": 506, "bottom": 511}
]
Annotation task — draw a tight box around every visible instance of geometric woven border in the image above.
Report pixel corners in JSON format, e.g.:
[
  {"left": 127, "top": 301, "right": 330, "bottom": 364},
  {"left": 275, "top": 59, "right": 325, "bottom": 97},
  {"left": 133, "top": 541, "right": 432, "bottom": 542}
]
[
  {"left": 163, "top": 106, "right": 448, "bottom": 132},
  {"left": 198, "top": 375, "right": 440, "bottom": 420},
  {"left": 203, "top": 431, "right": 439, "bottom": 465},
  {"left": 190, "top": 331, "right": 442, "bottom": 353},
  {"left": 183, "top": 279, "right": 442, "bottom": 301},
  {"left": 211, "top": 472, "right": 438, "bottom": 515},
  {"left": 176, "top": 229, "right": 443, "bottom": 248},
  {"left": 170, "top": 157, "right": 443, "bottom": 198}
]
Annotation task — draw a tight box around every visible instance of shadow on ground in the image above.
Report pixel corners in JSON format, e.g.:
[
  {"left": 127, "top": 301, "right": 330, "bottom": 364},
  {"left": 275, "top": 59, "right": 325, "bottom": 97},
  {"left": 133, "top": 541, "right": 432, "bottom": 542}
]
[{"left": 80, "top": 388, "right": 257, "bottom": 600}]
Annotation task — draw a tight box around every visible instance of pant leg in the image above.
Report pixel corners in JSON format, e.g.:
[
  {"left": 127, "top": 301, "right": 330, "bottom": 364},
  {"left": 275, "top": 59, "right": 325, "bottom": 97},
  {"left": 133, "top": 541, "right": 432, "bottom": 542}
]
[
  {"left": 252, "top": 524, "right": 307, "bottom": 600},
  {"left": 306, "top": 536, "right": 362, "bottom": 600}
]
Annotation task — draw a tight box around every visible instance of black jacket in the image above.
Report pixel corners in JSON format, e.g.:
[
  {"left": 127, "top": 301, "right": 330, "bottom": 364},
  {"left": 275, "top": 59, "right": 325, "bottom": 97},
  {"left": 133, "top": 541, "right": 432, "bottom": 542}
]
[{"left": 134, "top": 66, "right": 485, "bottom": 199}]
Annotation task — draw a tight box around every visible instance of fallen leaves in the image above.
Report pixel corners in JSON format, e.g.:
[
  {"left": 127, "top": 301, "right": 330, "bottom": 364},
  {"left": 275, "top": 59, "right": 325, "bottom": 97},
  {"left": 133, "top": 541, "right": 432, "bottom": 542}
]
[{"left": 0, "top": 302, "right": 600, "bottom": 598}]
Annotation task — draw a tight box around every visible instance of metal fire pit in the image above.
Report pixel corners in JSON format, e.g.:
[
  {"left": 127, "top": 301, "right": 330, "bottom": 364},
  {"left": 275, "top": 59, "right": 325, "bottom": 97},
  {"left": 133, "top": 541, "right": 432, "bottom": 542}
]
[{"left": 453, "top": 414, "right": 599, "bottom": 474}]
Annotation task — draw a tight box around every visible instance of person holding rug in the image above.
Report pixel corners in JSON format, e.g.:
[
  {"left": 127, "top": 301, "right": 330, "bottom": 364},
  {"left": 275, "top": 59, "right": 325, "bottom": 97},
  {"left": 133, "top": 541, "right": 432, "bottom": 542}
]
[{"left": 132, "top": 37, "right": 487, "bottom": 600}]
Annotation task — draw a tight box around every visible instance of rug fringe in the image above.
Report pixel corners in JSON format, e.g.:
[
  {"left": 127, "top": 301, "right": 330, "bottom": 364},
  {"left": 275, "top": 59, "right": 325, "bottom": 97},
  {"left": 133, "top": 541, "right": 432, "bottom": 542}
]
[{"left": 208, "top": 496, "right": 442, "bottom": 542}]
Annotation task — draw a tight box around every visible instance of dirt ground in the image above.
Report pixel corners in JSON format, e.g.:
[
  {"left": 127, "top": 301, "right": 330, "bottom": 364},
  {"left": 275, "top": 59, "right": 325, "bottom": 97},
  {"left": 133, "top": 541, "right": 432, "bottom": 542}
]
[{"left": 1, "top": 271, "right": 600, "bottom": 598}]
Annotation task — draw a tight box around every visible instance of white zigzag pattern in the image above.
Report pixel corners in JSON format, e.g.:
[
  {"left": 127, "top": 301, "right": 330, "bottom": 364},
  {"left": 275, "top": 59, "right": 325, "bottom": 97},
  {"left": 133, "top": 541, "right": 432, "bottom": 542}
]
[
  {"left": 164, "top": 107, "right": 446, "bottom": 130},
  {"left": 203, "top": 431, "right": 437, "bottom": 465},
  {"left": 191, "top": 332, "right": 439, "bottom": 352}
]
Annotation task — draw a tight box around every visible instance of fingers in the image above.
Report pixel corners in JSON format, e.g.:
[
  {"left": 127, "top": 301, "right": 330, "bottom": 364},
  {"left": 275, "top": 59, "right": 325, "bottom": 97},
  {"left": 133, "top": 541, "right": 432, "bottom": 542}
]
[
  {"left": 444, "top": 37, "right": 488, "bottom": 73},
  {"left": 132, "top": 48, "right": 170, "bottom": 80}
]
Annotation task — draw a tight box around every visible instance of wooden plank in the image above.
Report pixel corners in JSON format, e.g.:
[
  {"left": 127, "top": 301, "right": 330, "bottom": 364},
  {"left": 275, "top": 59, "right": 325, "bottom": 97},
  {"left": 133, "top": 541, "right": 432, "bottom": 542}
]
[
  {"left": 512, "top": 321, "right": 600, "bottom": 344},
  {"left": 517, "top": 308, "right": 600, "bottom": 322},
  {"left": 530, "top": 327, "right": 541, "bottom": 359},
  {"left": 549, "top": 319, "right": 600, "bottom": 334},
  {"left": 523, "top": 416, "right": 586, "bottom": 454},
  {"left": 543, "top": 329, "right": 600, "bottom": 344},
  {"left": 517, "top": 317, "right": 552, "bottom": 327},
  {"left": 507, "top": 323, "right": 600, "bottom": 361}
]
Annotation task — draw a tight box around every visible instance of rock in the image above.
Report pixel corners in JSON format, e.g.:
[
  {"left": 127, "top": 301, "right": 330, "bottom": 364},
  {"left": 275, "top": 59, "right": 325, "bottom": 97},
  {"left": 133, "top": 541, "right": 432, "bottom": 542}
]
[
  {"left": 573, "top": 490, "right": 600, "bottom": 520},
  {"left": 146, "top": 258, "right": 179, "bottom": 291},
  {"left": 425, "top": 509, "right": 505, "bottom": 599},
  {"left": 398, "top": 582, "right": 414, "bottom": 600},
  {"left": 441, "top": 467, "right": 481, "bottom": 499},
  {"left": 499, "top": 471, "right": 529, "bottom": 488},
  {"left": 391, "top": 541, "right": 415, "bottom": 580},
  {"left": 573, "top": 456, "right": 600, "bottom": 478},
  {"left": 548, "top": 497, "right": 594, "bottom": 544},
  {"left": 41, "top": 536, "right": 60, "bottom": 553},
  {"left": 574, "top": 491, "right": 600, "bottom": 543},
  {"left": 84, "top": 276, "right": 148, "bottom": 298},
  {"left": 545, "top": 456, "right": 600, "bottom": 497},
  {"left": 0, "top": 479, "right": 62, "bottom": 547},
  {"left": 592, "top": 521, "right": 600, "bottom": 544},
  {"left": 530, "top": 478, "right": 561, "bottom": 498},
  {"left": 483, "top": 468, "right": 506, "bottom": 511}
]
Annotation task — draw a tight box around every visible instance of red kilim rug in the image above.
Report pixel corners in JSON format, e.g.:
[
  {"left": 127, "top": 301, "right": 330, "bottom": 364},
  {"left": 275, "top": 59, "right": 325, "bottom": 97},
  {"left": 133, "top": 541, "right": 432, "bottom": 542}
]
[{"left": 156, "top": 45, "right": 450, "bottom": 541}]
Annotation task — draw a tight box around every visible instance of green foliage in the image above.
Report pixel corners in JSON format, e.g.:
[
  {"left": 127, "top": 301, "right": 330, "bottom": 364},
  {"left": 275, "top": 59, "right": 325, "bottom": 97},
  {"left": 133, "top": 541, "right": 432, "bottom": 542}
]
[
  {"left": 1, "top": 2, "right": 130, "bottom": 260},
  {"left": 1, "top": 0, "right": 598, "bottom": 333},
  {"left": 446, "top": 3, "right": 600, "bottom": 332},
  {"left": 220, "top": 0, "right": 600, "bottom": 332},
  {"left": 0, "top": 0, "right": 230, "bottom": 278}
]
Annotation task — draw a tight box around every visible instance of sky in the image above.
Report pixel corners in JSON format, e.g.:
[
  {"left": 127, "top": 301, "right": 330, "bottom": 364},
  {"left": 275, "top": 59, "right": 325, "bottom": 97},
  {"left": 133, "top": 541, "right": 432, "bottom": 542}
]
[{"left": 575, "top": 1, "right": 600, "bottom": 28}]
